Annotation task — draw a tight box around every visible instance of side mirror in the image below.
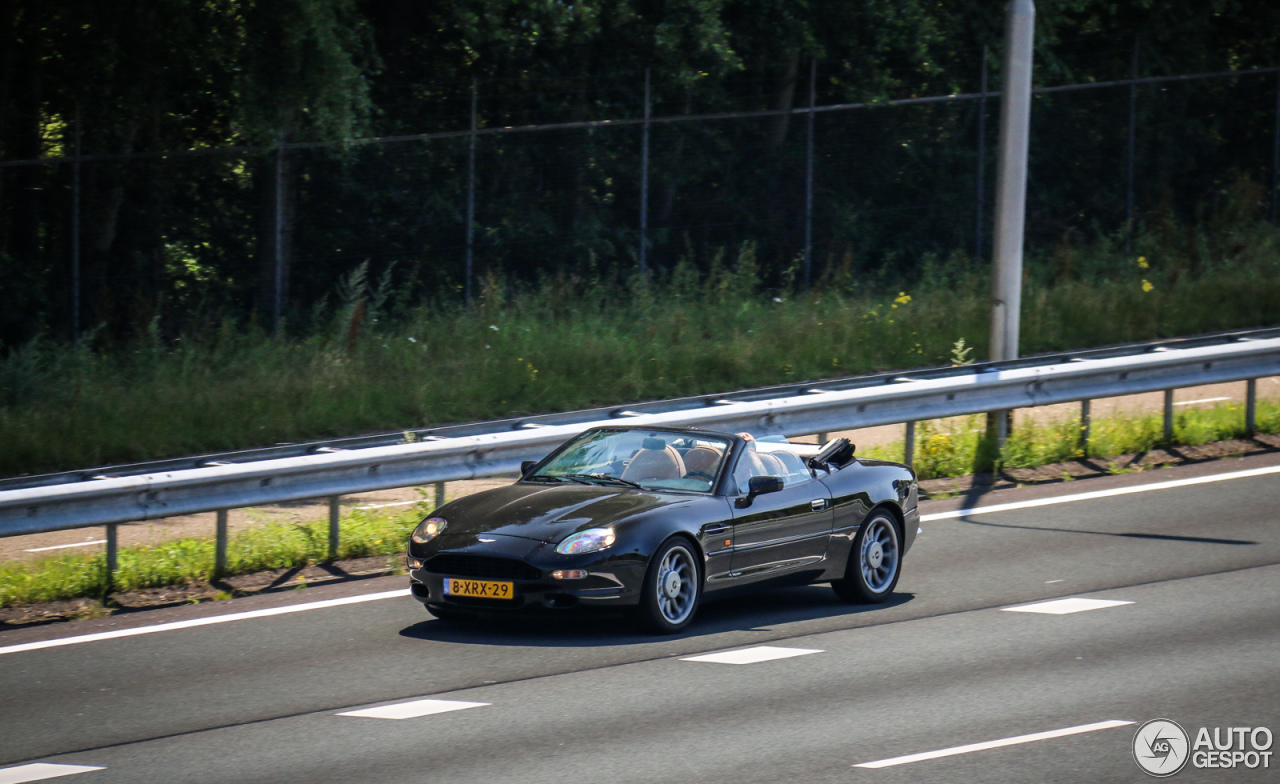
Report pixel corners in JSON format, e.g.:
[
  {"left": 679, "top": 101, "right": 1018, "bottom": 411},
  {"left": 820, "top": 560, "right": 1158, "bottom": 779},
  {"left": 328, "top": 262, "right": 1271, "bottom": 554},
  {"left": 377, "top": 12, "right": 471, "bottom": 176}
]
[
  {"left": 521, "top": 460, "right": 537, "bottom": 477},
  {"left": 737, "top": 475, "right": 784, "bottom": 507}
]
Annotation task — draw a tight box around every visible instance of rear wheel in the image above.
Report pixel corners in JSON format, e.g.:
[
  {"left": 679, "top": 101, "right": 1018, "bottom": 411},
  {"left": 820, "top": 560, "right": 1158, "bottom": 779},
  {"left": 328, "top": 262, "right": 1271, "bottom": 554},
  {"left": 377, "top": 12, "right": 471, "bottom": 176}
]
[
  {"left": 638, "top": 538, "right": 701, "bottom": 634},
  {"left": 832, "top": 511, "right": 901, "bottom": 603}
]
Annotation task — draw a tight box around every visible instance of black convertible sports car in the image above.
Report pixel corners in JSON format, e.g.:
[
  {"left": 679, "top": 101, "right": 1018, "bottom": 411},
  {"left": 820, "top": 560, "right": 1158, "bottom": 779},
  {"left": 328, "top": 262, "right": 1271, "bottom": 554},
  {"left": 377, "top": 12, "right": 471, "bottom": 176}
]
[{"left": 406, "top": 425, "right": 918, "bottom": 633}]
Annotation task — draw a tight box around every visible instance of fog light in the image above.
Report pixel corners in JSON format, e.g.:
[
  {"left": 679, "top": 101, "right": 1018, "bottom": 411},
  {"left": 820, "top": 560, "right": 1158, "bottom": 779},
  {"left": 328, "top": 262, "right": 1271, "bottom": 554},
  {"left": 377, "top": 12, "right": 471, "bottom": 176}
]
[
  {"left": 407, "top": 557, "right": 424, "bottom": 569},
  {"left": 551, "top": 569, "right": 587, "bottom": 580}
]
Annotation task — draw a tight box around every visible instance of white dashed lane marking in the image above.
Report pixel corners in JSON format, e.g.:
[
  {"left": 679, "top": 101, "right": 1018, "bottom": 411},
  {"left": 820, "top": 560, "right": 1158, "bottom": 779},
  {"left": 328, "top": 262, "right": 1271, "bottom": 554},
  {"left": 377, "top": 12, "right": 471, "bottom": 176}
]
[
  {"left": 853, "top": 720, "right": 1135, "bottom": 768},
  {"left": 681, "top": 646, "right": 823, "bottom": 665},
  {"left": 0, "top": 764, "right": 104, "bottom": 783},
  {"left": 338, "top": 699, "right": 489, "bottom": 720},
  {"left": 1002, "top": 598, "right": 1133, "bottom": 615}
]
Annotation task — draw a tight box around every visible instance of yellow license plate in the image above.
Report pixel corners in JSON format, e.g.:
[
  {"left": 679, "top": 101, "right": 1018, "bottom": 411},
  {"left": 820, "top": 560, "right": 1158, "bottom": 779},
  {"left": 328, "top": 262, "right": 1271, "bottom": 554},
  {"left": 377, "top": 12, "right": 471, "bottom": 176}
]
[{"left": 444, "top": 578, "right": 515, "bottom": 600}]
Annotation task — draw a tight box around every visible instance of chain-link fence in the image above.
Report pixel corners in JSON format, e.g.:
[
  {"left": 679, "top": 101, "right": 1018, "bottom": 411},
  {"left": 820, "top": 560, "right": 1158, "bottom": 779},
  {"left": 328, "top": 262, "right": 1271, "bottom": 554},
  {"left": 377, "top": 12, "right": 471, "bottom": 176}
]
[{"left": 2, "top": 56, "right": 1278, "bottom": 344}]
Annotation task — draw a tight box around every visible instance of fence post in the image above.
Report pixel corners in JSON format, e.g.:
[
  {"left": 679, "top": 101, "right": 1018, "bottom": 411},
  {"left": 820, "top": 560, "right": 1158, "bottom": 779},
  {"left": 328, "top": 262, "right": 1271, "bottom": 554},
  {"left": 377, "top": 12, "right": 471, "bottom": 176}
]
[
  {"left": 1272, "top": 71, "right": 1280, "bottom": 226},
  {"left": 976, "top": 47, "right": 988, "bottom": 260},
  {"left": 639, "top": 67, "right": 651, "bottom": 277},
  {"left": 273, "top": 139, "right": 285, "bottom": 333},
  {"left": 465, "top": 78, "right": 477, "bottom": 306},
  {"left": 1246, "top": 379, "right": 1257, "bottom": 435},
  {"left": 1079, "top": 399, "right": 1091, "bottom": 455},
  {"left": 105, "top": 523, "right": 118, "bottom": 594},
  {"left": 1126, "top": 36, "right": 1140, "bottom": 252},
  {"left": 72, "top": 101, "right": 82, "bottom": 342},
  {"left": 1163, "top": 389, "right": 1175, "bottom": 444},
  {"left": 803, "top": 58, "right": 816, "bottom": 291},
  {"left": 328, "top": 496, "right": 340, "bottom": 562},
  {"left": 434, "top": 482, "right": 446, "bottom": 510},
  {"left": 904, "top": 421, "right": 916, "bottom": 468},
  {"left": 215, "top": 509, "right": 228, "bottom": 579}
]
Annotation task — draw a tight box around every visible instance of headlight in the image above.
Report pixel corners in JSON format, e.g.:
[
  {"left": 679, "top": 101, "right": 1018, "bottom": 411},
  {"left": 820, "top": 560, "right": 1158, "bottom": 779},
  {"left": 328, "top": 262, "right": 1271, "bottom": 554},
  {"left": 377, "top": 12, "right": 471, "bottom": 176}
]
[
  {"left": 411, "top": 517, "right": 448, "bottom": 544},
  {"left": 555, "top": 527, "right": 616, "bottom": 555}
]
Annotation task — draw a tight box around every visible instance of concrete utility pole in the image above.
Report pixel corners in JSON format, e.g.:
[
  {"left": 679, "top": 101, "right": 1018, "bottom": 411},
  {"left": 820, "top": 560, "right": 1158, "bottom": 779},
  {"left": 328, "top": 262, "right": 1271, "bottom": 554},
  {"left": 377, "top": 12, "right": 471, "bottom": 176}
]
[{"left": 988, "top": 0, "right": 1035, "bottom": 444}]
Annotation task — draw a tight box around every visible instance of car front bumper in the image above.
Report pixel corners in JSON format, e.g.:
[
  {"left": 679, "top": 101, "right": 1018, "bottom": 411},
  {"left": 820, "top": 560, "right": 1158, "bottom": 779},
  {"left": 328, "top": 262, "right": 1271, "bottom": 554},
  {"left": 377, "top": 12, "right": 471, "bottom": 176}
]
[{"left": 409, "top": 566, "right": 646, "bottom": 612}]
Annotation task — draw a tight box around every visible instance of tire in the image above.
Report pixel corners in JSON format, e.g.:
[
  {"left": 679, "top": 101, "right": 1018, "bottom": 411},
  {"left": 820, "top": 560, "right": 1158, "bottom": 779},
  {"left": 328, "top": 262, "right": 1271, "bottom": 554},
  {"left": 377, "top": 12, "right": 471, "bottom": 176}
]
[
  {"left": 638, "top": 538, "right": 702, "bottom": 634},
  {"left": 427, "top": 604, "right": 476, "bottom": 623},
  {"left": 832, "top": 511, "right": 902, "bottom": 603}
]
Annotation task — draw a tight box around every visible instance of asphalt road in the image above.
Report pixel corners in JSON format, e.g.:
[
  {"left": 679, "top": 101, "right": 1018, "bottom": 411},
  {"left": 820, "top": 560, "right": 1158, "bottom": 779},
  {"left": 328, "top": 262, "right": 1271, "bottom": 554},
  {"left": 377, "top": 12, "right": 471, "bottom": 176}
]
[{"left": 1, "top": 453, "right": 1278, "bottom": 783}]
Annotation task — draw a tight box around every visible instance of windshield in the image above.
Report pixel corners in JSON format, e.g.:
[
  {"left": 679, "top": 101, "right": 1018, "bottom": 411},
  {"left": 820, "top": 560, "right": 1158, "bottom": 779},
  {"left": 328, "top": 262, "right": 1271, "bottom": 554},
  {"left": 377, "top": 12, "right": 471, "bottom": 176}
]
[{"left": 530, "top": 430, "right": 732, "bottom": 493}]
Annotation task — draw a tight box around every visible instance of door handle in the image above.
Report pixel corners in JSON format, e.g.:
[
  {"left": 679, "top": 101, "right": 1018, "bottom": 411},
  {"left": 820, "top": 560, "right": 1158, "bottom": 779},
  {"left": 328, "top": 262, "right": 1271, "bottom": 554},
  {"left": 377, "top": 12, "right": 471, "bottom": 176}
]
[{"left": 810, "top": 499, "right": 828, "bottom": 511}]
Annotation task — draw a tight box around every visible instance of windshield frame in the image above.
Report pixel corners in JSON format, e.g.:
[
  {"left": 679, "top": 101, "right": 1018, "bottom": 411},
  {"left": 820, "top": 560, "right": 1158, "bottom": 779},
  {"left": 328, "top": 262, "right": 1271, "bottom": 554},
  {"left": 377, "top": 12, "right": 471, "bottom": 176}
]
[{"left": 523, "top": 427, "right": 738, "bottom": 495}]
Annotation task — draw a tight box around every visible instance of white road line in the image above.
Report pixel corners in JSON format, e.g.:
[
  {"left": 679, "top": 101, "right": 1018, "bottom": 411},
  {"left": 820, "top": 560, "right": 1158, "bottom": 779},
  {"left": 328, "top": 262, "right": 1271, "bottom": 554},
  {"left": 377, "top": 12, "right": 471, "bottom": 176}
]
[
  {"left": 338, "top": 699, "right": 489, "bottom": 720},
  {"left": 23, "top": 540, "right": 106, "bottom": 553},
  {"left": 681, "top": 646, "right": 823, "bottom": 665},
  {"left": 853, "top": 720, "right": 1135, "bottom": 769},
  {"left": 920, "top": 464, "right": 1280, "bottom": 522},
  {"left": 0, "top": 764, "right": 104, "bottom": 783},
  {"left": 0, "top": 589, "right": 412, "bottom": 657},
  {"left": 1002, "top": 598, "right": 1133, "bottom": 615},
  {"left": 1174, "top": 397, "right": 1230, "bottom": 405},
  {"left": 355, "top": 500, "right": 422, "bottom": 510}
]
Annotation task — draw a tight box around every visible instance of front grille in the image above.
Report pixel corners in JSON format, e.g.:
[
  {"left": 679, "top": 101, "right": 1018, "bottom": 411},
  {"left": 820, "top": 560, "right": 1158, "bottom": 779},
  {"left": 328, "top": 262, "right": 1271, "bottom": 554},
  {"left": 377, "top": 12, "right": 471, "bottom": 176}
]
[{"left": 424, "top": 553, "right": 542, "bottom": 581}]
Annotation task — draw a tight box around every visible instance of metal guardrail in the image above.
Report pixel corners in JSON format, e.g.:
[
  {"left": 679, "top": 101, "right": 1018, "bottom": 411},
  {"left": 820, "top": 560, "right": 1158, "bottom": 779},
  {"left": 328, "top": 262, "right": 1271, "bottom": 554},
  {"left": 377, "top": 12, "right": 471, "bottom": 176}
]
[
  {"left": 4, "top": 325, "right": 1278, "bottom": 493},
  {"left": 3, "top": 336, "right": 1278, "bottom": 544}
]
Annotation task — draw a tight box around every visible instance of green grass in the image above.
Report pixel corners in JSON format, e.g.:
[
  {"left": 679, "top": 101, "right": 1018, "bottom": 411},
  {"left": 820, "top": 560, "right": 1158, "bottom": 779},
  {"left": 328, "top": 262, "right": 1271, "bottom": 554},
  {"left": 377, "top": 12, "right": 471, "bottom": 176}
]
[
  {"left": 0, "top": 504, "right": 427, "bottom": 608},
  {"left": 861, "top": 399, "right": 1280, "bottom": 480},
  {"left": 3, "top": 228, "right": 1279, "bottom": 477}
]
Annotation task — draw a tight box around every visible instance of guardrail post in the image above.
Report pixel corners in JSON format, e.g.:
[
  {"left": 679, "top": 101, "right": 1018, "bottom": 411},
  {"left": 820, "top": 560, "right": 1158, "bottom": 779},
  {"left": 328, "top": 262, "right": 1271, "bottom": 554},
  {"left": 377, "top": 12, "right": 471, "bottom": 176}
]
[
  {"left": 1246, "top": 378, "right": 1257, "bottom": 435},
  {"left": 215, "top": 510, "right": 228, "bottom": 579},
  {"left": 328, "top": 496, "right": 340, "bottom": 562},
  {"left": 434, "top": 482, "right": 446, "bottom": 510},
  {"left": 817, "top": 432, "right": 828, "bottom": 445},
  {"left": 105, "top": 523, "right": 118, "bottom": 594},
  {"left": 903, "top": 421, "right": 916, "bottom": 468},
  {"left": 1079, "top": 399, "right": 1091, "bottom": 456},
  {"left": 1163, "top": 389, "right": 1175, "bottom": 444}
]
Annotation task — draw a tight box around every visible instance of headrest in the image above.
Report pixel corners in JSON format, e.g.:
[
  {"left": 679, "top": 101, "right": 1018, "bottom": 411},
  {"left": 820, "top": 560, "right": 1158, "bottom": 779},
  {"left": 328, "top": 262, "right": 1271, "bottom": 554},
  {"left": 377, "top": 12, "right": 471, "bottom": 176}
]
[{"left": 641, "top": 437, "right": 666, "bottom": 450}]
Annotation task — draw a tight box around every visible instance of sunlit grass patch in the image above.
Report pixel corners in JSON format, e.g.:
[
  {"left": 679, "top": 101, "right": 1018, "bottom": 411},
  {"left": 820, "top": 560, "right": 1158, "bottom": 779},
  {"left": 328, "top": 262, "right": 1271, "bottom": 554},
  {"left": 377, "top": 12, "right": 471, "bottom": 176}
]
[
  {"left": 0, "top": 504, "right": 428, "bottom": 608},
  {"left": 861, "top": 399, "right": 1280, "bottom": 481}
]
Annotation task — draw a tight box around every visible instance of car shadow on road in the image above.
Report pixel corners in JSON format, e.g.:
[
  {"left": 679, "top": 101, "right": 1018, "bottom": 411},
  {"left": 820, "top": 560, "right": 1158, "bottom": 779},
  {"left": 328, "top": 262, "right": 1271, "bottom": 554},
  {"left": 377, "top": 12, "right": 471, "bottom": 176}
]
[{"left": 396, "top": 587, "right": 915, "bottom": 647}]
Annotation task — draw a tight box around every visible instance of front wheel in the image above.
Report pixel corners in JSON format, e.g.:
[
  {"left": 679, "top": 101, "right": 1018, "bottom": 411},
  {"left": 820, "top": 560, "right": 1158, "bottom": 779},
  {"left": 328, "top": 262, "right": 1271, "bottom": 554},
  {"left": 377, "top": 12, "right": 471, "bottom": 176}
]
[
  {"left": 638, "top": 538, "right": 702, "bottom": 634},
  {"left": 832, "top": 511, "right": 901, "bottom": 603}
]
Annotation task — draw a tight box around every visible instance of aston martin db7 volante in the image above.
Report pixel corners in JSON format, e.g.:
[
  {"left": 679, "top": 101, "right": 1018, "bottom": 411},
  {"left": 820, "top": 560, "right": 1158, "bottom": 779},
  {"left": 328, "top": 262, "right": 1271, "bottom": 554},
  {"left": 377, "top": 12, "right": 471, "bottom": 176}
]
[{"left": 406, "top": 425, "right": 918, "bottom": 633}]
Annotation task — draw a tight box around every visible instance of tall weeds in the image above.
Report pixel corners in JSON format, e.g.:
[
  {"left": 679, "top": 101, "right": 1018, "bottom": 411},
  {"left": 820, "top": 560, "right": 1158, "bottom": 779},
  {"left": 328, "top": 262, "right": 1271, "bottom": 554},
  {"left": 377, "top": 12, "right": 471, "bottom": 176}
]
[{"left": 1, "top": 214, "right": 1278, "bottom": 477}]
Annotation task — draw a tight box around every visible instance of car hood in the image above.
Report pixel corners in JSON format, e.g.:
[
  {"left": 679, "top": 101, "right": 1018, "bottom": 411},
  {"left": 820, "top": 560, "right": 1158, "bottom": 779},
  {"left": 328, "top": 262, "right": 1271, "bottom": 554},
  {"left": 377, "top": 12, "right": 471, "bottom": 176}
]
[{"left": 435, "top": 482, "right": 688, "bottom": 543}]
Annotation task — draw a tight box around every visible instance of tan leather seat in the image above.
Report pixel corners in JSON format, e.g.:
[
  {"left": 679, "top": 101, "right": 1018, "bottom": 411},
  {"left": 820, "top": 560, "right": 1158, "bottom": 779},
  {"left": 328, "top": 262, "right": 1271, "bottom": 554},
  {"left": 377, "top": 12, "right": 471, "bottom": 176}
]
[
  {"left": 682, "top": 446, "right": 723, "bottom": 477},
  {"left": 772, "top": 450, "right": 806, "bottom": 476},
  {"left": 622, "top": 445, "right": 687, "bottom": 482},
  {"left": 755, "top": 452, "right": 787, "bottom": 477}
]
